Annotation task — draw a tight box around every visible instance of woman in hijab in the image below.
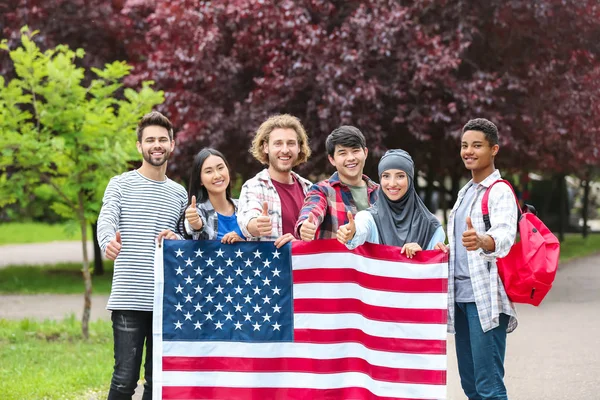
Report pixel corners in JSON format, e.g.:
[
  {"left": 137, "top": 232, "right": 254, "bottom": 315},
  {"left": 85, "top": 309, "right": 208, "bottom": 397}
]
[{"left": 336, "top": 149, "right": 446, "bottom": 257}]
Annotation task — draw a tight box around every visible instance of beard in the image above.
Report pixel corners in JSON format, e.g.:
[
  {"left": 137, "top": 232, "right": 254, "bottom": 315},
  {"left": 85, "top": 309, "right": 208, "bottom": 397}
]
[
  {"left": 268, "top": 153, "right": 296, "bottom": 173},
  {"left": 143, "top": 149, "right": 171, "bottom": 167}
]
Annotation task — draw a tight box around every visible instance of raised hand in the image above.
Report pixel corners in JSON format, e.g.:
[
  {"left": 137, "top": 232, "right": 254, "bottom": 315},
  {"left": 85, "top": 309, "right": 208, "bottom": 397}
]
[
  {"left": 106, "top": 231, "right": 122, "bottom": 260},
  {"left": 299, "top": 212, "right": 318, "bottom": 241},
  {"left": 185, "top": 195, "right": 203, "bottom": 231},
  {"left": 336, "top": 211, "right": 356, "bottom": 245},
  {"left": 462, "top": 216, "right": 484, "bottom": 251},
  {"left": 255, "top": 202, "right": 273, "bottom": 237}
]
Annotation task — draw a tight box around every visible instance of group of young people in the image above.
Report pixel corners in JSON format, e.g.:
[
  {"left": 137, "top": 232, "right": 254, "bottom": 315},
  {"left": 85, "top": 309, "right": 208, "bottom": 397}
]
[{"left": 98, "top": 111, "right": 518, "bottom": 400}]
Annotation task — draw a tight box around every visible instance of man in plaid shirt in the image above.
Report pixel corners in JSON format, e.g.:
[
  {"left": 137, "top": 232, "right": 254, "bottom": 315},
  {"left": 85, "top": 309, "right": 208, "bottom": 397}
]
[
  {"left": 237, "top": 114, "right": 312, "bottom": 248},
  {"left": 446, "top": 118, "right": 518, "bottom": 400},
  {"left": 295, "top": 126, "right": 378, "bottom": 240}
]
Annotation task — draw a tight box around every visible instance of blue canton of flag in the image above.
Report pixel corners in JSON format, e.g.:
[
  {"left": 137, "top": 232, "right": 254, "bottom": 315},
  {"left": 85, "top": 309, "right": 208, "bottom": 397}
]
[{"left": 161, "top": 240, "right": 293, "bottom": 342}]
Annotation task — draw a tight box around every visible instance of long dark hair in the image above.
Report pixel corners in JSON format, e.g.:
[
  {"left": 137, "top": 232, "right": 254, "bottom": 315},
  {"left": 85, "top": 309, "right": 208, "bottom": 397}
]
[{"left": 187, "top": 148, "right": 233, "bottom": 206}]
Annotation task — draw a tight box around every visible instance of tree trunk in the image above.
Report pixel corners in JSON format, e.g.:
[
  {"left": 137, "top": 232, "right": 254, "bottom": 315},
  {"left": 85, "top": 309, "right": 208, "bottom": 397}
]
[
  {"left": 79, "top": 195, "right": 92, "bottom": 339},
  {"left": 582, "top": 178, "right": 590, "bottom": 239},
  {"left": 92, "top": 222, "right": 104, "bottom": 276},
  {"left": 424, "top": 168, "right": 435, "bottom": 212},
  {"left": 558, "top": 174, "right": 566, "bottom": 243}
]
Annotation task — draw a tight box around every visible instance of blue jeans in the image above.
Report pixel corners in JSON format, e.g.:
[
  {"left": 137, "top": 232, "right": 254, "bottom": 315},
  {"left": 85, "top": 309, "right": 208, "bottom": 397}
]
[
  {"left": 454, "top": 302, "right": 509, "bottom": 400},
  {"left": 108, "top": 310, "right": 153, "bottom": 400}
]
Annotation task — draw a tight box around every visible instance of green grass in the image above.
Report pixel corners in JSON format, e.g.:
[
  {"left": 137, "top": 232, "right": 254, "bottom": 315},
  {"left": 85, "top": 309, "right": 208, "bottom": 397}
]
[
  {"left": 0, "top": 261, "right": 113, "bottom": 294},
  {"left": 0, "top": 316, "right": 113, "bottom": 400},
  {"left": 559, "top": 233, "right": 600, "bottom": 263},
  {"left": 0, "top": 222, "right": 93, "bottom": 245}
]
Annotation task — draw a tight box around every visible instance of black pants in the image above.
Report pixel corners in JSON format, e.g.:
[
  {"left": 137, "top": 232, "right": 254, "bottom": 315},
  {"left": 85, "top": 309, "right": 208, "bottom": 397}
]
[{"left": 108, "top": 310, "right": 153, "bottom": 400}]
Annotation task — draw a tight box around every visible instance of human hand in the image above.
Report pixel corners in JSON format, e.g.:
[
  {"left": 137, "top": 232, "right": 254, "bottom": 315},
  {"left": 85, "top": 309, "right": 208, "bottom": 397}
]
[
  {"left": 221, "top": 231, "right": 244, "bottom": 244},
  {"left": 462, "top": 216, "right": 484, "bottom": 251},
  {"left": 157, "top": 229, "right": 178, "bottom": 246},
  {"left": 185, "top": 195, "right": 203, "bottom": 231},
  {"left": 299, "top": 212, "right": 317, "bottom": 241},
  {"left": 105, "top": 231, "right": 122, "bottom": 260},
  {"left": 434, "top": 242, "right": 449, "bottom": 253},
  {"left": 274, "top": 233, "right": 295, "bottom": 248},
  {"left": 401, "top": 242, "right": 422, "bottom": 258},
  {"left": 255, "top": 202, "right": 273, "bottom": 237},
  {"left": 336, "top": 211, "right": 356, "bottom": 245}
]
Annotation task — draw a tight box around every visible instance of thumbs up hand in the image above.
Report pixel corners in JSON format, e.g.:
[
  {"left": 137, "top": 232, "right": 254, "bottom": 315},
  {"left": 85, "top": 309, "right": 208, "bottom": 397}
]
[
  {"left": 336, "top": 211, "right": 356, "bottom": 245},
  {"left": 462, "top": 216, "right": 484, "bottom": 251},
  {"left": 300, "top": 212, "right": 318, "bottom": 241},
  {"left": 185, "top": 195, "right": 203, "bottom": 231},
  {"left": 106, "top": 231, "right": 122, "bottom": 260},
  {"left": 255, "top": 201, "right": 273, "bottom": 237}
]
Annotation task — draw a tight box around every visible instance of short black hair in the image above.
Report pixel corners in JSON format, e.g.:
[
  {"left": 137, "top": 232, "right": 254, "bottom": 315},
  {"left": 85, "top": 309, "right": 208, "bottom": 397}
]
[
  {"left": 325, "top": 125, "right": 367, "bottom": 157},
  {"left": 136, "top": 111, "right": 174, "bottom": 142},
  {"left": 462, "top": 118, "right": 498, "bottom": 146}
]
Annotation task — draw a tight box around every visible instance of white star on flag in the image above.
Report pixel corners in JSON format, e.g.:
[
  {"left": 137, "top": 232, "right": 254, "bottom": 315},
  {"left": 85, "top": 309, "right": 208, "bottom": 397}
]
[
  {"left": 224, "top": 312, "right": 234, "bottom": 321},
  {"left": 204, "top": 311, "right": 214, "bottom": 320},
  {"left": 185, "top": 258, "right": 194, "bottom": 266},
  {"left": 206, "top": 258, "right": 215, "bottom": 266},
  {"left": 175, "top": 267, "right": 184, "bottom": 275},
  {"left": 205, "top": 293, "right": 214, "bottom": 303},
  {"left": 262, "top": 314, "right": 271, "bottom": 322},
  {"left": 205, "top": 276, "right": 214, "bottom": 285},
  {"left": 194, "top": 303, "right": 202, "bottom": 312},
  {"left": 272, "top": 249, "right": 280, "bottom": 259},
  {"left": 194, "top": 249, "right": 204, "bottom": 258},
  {"left": 272, "top": 268, "right": 281, "bottom": 277},
  {"left": 194, "top": 321, "right": 202, "bottom": 329},
  {"left": 243, "top": 312, "right": 252, "bottom": 321},
  {"left": 272, "top": 286, "right": 281, "bottom": 295},
  {"left": 184, "top": 312, "right": 193, "bottom": 321},
  {"left": 244, "top": 259, "right": 253, "bottom": 267},
  {"left": 174, "top": 320, "right": 182, "bottom": 329},
  {"left": 185, "top": 294, "right": 193, "bottom": 303},
  {"left": 194, "top": 285, "right": 202, "bottom": 294},
  {"left": 253, "top": 249, "right": 261, "bottom": 258},
  {"left": 234, "top": 321, "right": 243, "bottom": 330},
  {"left": 234, "top": 267, "right": 243, "bottom": 276},
  {"left": 175, "top": 249, "right": 184, "bottom": 257},
  {"left": 213, "top": 320, "right": 223, "bottom": 329},
  {"left": 215, "top": 267, "right": 224, "bottom": 276},
  {"left": 216, "top": 248, "right": 225, "bottom": 257},
  {"left": 252, "top": 322, "right": 261, "bottom": 331},
  {"left": 263, "top": 259, "right": 271, "bottom": 268},
  {"left": 253, "top": 304, "right": 262, "bottom": 313},
  {"left": 184, "top": 275, "right": 193, "bottom": 285},
  {"left": 225, "top": 258, "right": 234, "bottom": 266},
  {"left": 272, "top": 304, "right": 281, "bottom": 313},
  {"left": 262, "top": 277, "right": 271, "bottom": 286},
  {"left": 235, "top": 249, "right": 244, "bottom": 258},
  {"left": 175, "top": 285, "right": 183, "bottom": 293},
  {"left": 194, "top": 267, "right": 203, "bottom": 275},
  {"left": 174, "top": 302, "right": 183, "bottom": 312},
  {"left": 215, "top": 303, "right": 224, "bottom": 312},
  {"left": 272, "top": 321, "right": 281, "bottom": 331}
]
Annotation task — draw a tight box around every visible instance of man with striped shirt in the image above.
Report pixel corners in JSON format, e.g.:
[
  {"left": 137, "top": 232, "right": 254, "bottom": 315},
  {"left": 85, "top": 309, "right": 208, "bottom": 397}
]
[{"left": 97, "top": 111, "right": 188, "bottom": 400}]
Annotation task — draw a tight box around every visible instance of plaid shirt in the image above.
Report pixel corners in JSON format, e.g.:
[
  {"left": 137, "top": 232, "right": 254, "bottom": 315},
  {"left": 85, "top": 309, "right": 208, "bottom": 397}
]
[
  {"left": 447, "top": 170, "right": 519, "bottom": 334},
  {"left": 295, "top": 172, "right": 379, "bottom": 239},
  {"left": 184, "top": 199, "right": 240, "bottom": 240},
  {"left": 237, "top": 169, "right": 312, "bottom": 241}
]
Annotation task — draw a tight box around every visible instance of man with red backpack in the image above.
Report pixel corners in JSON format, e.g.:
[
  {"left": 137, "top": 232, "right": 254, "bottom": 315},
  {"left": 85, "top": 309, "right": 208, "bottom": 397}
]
[{"left": 446, "top": 118, "right": 518, "bottom": 400}]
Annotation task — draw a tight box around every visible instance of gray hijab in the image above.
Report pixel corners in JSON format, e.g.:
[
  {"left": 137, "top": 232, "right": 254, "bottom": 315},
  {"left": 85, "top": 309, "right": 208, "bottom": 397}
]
[{"left": 368, "top": 149, "right": 441, "bottom": 248}]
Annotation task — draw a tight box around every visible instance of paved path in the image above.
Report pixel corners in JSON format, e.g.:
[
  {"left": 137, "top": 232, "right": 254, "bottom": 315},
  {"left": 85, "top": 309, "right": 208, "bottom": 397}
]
[
  {"left": 0, "top": 241, "right": 99, "bottom": 268},
  {"left": 1, "top": 241, "right": 599, "bottom": 399}
]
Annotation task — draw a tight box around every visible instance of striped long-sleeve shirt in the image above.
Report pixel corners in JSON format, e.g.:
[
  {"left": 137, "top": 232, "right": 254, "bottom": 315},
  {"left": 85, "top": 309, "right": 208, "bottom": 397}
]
[{"left": 97, "top": 170, "right": 188, "bottom": 311}]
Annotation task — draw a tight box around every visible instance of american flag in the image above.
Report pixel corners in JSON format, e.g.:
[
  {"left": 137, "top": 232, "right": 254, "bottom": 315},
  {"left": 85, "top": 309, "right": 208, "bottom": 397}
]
[{"left": 153, "top": 239, "right": 448, "bottom": 400}]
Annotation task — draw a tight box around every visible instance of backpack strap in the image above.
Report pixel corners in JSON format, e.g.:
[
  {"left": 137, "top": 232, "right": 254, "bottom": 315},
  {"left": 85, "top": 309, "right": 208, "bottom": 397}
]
[{"left": 481, "top": 179, "right": 521, "bottom": 231}]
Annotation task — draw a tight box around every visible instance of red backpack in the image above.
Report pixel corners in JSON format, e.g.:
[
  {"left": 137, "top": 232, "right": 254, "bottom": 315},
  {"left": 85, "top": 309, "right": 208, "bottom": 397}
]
[{"left": 482, "top": 180, "right": 560, "bottom": 306}]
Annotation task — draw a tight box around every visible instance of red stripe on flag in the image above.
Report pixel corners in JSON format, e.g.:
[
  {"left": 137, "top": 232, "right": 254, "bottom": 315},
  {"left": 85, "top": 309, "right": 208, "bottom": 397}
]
[
  {"left": 292, "top": 239, "right": 448, "bottom": 265},
  {"left": 162, "top": 356, "right": 446, "bottom": 385},
  {"left": 294, "top": 298, "right": 447, "bottom": 324},
  {"left": 293, "top": 268, "right": 447, "bottom": 293},
  {"left": 163, "top": 386, "right": 438, "bottom": 400},
  {"left": 294, "top": 328, "right": 446, "bottom": 355}
]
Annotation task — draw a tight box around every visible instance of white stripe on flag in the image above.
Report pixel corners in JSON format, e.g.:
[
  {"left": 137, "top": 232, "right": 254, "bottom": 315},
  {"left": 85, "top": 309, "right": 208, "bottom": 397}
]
[
  {"left": 292, "top": 253, "right": 448, "bottom": 279},
  {"left": 294, "top": 313, "right": 447, "bottom": 340},
  {"left": 161, "top": 371, "right": 447, "bottom": 399},
  {"left": 294, "top": 282, "right": 448, "bottom": 309},
  {"left": 163, "top": 341, "right": 447, "bottom": 370}
]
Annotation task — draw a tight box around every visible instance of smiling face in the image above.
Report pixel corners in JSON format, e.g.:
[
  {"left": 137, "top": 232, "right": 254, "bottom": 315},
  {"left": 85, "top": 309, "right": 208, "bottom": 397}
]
[
  {"left": 200, "top": 154, "right": 230, "bottom": 196},
  {"left": 380, "top": 169, "right": 409, "bottom": 201},
  {"left": 137, "top": 125, "right": 174, "bottom": 167},
  {"left": 264, "top": 128, "right": 300, "bottom": 173},
  {"left": 328, "top": 145, "right": 368, "bottom": 185},
  {"left": 461, "top": 130, "right": 498, "bottom": 173}
]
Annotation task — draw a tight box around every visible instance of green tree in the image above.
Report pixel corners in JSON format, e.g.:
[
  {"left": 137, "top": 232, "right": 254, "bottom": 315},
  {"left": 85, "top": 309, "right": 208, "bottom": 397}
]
[{"left": 0, "top": 27, "right": 164, "bottom": 338}]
